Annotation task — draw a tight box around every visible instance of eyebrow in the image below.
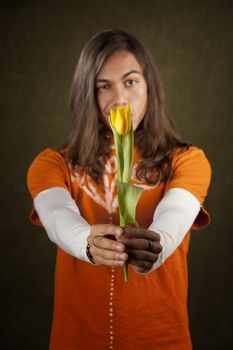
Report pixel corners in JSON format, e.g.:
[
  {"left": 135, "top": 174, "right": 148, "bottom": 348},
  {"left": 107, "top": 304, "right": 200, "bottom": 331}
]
[{"left": 96, "top": 70, "right": 142, "bottom": 83}]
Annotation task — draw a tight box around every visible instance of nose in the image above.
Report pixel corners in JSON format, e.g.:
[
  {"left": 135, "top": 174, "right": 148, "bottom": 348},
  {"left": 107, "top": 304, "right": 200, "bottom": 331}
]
[{"left": 110, "top": 85, "right": 128, "bottom": 109}]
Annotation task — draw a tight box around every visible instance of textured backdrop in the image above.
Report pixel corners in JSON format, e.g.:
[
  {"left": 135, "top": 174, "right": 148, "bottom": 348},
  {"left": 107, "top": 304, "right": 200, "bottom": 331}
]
[{"left": 0, "top": 0, "right": 232, "bottom": 349}]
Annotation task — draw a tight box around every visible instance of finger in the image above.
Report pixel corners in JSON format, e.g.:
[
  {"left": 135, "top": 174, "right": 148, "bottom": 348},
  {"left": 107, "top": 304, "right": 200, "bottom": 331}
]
[
  {"left": 90, "top": 235, "right": 125, "bottom": 252},
  {"left": 121, "top": 238, "right": 149, "bottom": 250},
  {"left": 145, "top": 241, "right": 163, "bottom": 254},
  {"left": 90, "top": 224, "right": 123, "bottom": 238},
  {"left": 94, "top": 255, "right": 126, "bottom": 267},
  {"left": 126, "top": 248, "right": 160, "bottom": 262},
  {"left": 120, "top": 237, "right": 163, "bottom": 254},
  {"left": 123, "top": 227, "right": 161, "bottom": 241},
  {"left": 128, "top": 258, "right": 154, "bottom": 271},
  {"left": 93, "top": 245, "right": 128, "bottom": 261},
  {"left": 133, "top": 265, "right": 153, "bottom": 273},
  {"left": 91, "top": 246, "right": 128, "bottom": 267}
]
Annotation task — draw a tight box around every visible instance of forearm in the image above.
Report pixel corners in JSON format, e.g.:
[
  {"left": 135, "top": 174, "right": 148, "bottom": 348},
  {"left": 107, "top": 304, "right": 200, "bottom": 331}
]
[
  {"left": 148, "top": 188, "right": 200, "bottom": 270},
  {"left": 34, "top": 187, "right": 90, "bottom": 262}
]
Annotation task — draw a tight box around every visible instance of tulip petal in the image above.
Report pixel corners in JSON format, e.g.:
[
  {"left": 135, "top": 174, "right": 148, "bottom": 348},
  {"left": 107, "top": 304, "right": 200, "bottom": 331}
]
[
  {"left": 115, "top": 107, "right": 124, "bottom": 135},
  {"left": 109, "top": 104, "right": 132, "bottom": 135},
  {"left": 109, "top": 108, "right": 116, "bottom": 128}
]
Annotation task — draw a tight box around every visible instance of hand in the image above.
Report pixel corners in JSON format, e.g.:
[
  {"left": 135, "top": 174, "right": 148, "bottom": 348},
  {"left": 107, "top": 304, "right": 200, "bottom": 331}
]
[
  {"left": 118, "top": 227, "right": 163, "bottom": 273},
  {"left": 87, "top": 224, "right": 128, "bottom": 267}
]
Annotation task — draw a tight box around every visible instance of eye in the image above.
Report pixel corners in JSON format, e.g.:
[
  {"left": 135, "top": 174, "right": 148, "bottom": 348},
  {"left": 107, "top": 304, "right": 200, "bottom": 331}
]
[
  {"left": 125, "top": 79, "right": 137, "bottom": 87},
  {"left": 96, "top": 83, "right": 110, "bottom": 91}
]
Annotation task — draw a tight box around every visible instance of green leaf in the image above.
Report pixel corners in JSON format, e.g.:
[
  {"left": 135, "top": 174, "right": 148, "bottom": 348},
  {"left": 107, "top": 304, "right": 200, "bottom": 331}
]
[{"left": 117, "top": 181, "right": 143, "bottom": 227}]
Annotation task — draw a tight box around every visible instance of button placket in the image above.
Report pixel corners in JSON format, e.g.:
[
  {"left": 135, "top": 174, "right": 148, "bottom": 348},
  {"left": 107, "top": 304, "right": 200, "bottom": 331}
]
[{"left": 109, "top": 215, "right": 115, "bottom": 349}]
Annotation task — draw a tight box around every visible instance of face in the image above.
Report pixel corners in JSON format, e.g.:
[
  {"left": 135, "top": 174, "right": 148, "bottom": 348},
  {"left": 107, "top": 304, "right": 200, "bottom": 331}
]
[{"left": 95, "top": 50, "right": 147, "bottom": 131}]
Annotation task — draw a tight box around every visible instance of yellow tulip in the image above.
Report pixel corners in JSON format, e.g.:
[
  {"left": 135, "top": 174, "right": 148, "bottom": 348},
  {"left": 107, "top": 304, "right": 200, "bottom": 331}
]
[
  {"left": 109, "top": 104, "right": 132, "bottom": 135},
  {"left": 109, "top": 102, "right": 142, "bottom": 282}
]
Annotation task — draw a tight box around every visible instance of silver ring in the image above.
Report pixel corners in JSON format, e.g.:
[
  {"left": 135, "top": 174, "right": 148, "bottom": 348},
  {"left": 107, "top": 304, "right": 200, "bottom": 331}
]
[
  {"left": 93, "top": 235, "right": 102, "bottom": 247},
  {"left": 147, "top": 239, "right": 154, "bottom": 252}
]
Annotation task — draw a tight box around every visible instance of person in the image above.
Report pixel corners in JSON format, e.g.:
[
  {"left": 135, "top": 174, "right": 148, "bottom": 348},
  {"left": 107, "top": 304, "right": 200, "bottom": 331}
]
[{"left": 27, "top": 29, "right": 211, "bottom": 350}]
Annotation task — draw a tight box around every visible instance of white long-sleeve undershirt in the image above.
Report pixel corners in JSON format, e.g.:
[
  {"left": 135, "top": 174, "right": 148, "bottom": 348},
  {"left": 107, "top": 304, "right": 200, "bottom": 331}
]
[
  {"left": 33, "top": 186, "right": 201, "bottom": 269},
  {"left": 147, "top": 187, "right": 200, "bottom": 271},
  {"left": 34, "top": 187, "right": 90, "bottom": 262}
]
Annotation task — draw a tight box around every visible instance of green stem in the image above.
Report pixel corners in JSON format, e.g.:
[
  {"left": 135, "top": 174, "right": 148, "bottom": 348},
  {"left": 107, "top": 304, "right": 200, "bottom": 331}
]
[
  {"left": 120, "top": 209, "right": 128, "bottom": 282},
  {"left": 112, "top": 130, "right": 123, "bottom": 182},
  {"left": 122, "top": 128, "right": 133, "bottom": 183},
  {"left": 123, "top": 263, "right": 128, "bottom": 282}
]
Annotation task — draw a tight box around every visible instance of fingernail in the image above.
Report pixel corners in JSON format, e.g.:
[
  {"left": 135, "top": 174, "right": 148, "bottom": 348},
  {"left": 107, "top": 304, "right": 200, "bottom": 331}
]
[
  {"left": 116, "top": 243, "right": 124, "bottom": 251},
  {"left": 116, "top": 228, "right": 122, "bottom": 236},
  {"left": 119, "top": 253, "right": 126, "bottom": 260}
]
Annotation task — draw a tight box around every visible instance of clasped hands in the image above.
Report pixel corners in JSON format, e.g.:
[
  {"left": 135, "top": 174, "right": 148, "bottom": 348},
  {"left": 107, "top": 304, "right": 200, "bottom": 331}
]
[{"left": 87, "top": 224, "right": 162, "bottom": 273}]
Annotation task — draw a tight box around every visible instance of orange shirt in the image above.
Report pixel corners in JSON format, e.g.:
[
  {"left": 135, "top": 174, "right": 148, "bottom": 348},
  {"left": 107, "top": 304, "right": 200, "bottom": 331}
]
[{"left": 27, "top": 145, "right": 211, "bottom": 350}]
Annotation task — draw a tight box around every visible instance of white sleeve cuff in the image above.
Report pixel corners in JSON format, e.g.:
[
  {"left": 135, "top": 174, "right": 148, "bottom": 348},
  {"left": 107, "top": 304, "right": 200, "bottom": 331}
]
[{"left": 33, "top": 187, "right": 91, "bottom": 262}]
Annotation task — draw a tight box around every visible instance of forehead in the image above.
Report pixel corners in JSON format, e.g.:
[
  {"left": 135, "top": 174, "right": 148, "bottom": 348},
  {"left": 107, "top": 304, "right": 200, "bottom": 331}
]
[{"left": 97, "top": 50, "right": 142, "bottom": 78}]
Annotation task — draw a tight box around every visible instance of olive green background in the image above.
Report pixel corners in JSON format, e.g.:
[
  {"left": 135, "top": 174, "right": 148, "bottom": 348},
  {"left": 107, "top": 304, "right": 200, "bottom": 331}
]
[{"left": 1, "top": 0, "right": 232, "bottom": 349}]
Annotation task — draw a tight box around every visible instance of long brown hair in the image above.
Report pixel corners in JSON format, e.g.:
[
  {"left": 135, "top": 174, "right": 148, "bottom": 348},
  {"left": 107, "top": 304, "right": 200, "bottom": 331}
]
[{"left": 65, "top": 29, "right": 190, "bottom": 185}]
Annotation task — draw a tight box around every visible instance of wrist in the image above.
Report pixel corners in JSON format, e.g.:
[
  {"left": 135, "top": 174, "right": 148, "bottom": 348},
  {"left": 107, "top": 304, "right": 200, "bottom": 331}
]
[{"left": 86, "top": 243, "right": 96, "bottom": 265}]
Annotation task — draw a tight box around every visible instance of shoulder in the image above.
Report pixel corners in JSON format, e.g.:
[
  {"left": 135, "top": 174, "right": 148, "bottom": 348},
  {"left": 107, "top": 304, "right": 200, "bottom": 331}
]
[
  {"left": 166, "top": 145, "right": 212, "bottom": 204},
  {"left": 27, "top": 148, "right": 71, "bottom": 199},
  {"left": 29, "top": 147, "right": 67, "bottom": 166},
  {"left": 171, "top": 145, "right": 212, "bottom": 183},
  {"left": 172, "top": 146, "right": 211, "bottom": 170}
]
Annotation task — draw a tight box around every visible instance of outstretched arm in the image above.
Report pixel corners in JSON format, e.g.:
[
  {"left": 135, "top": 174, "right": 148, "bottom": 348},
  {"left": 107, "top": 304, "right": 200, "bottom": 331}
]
[
  {"left": 119, "top": 187, "right": 200, "bottom": 273},
  {"left": 34, "top": 187, "right": 127, "bottom": 267}
]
